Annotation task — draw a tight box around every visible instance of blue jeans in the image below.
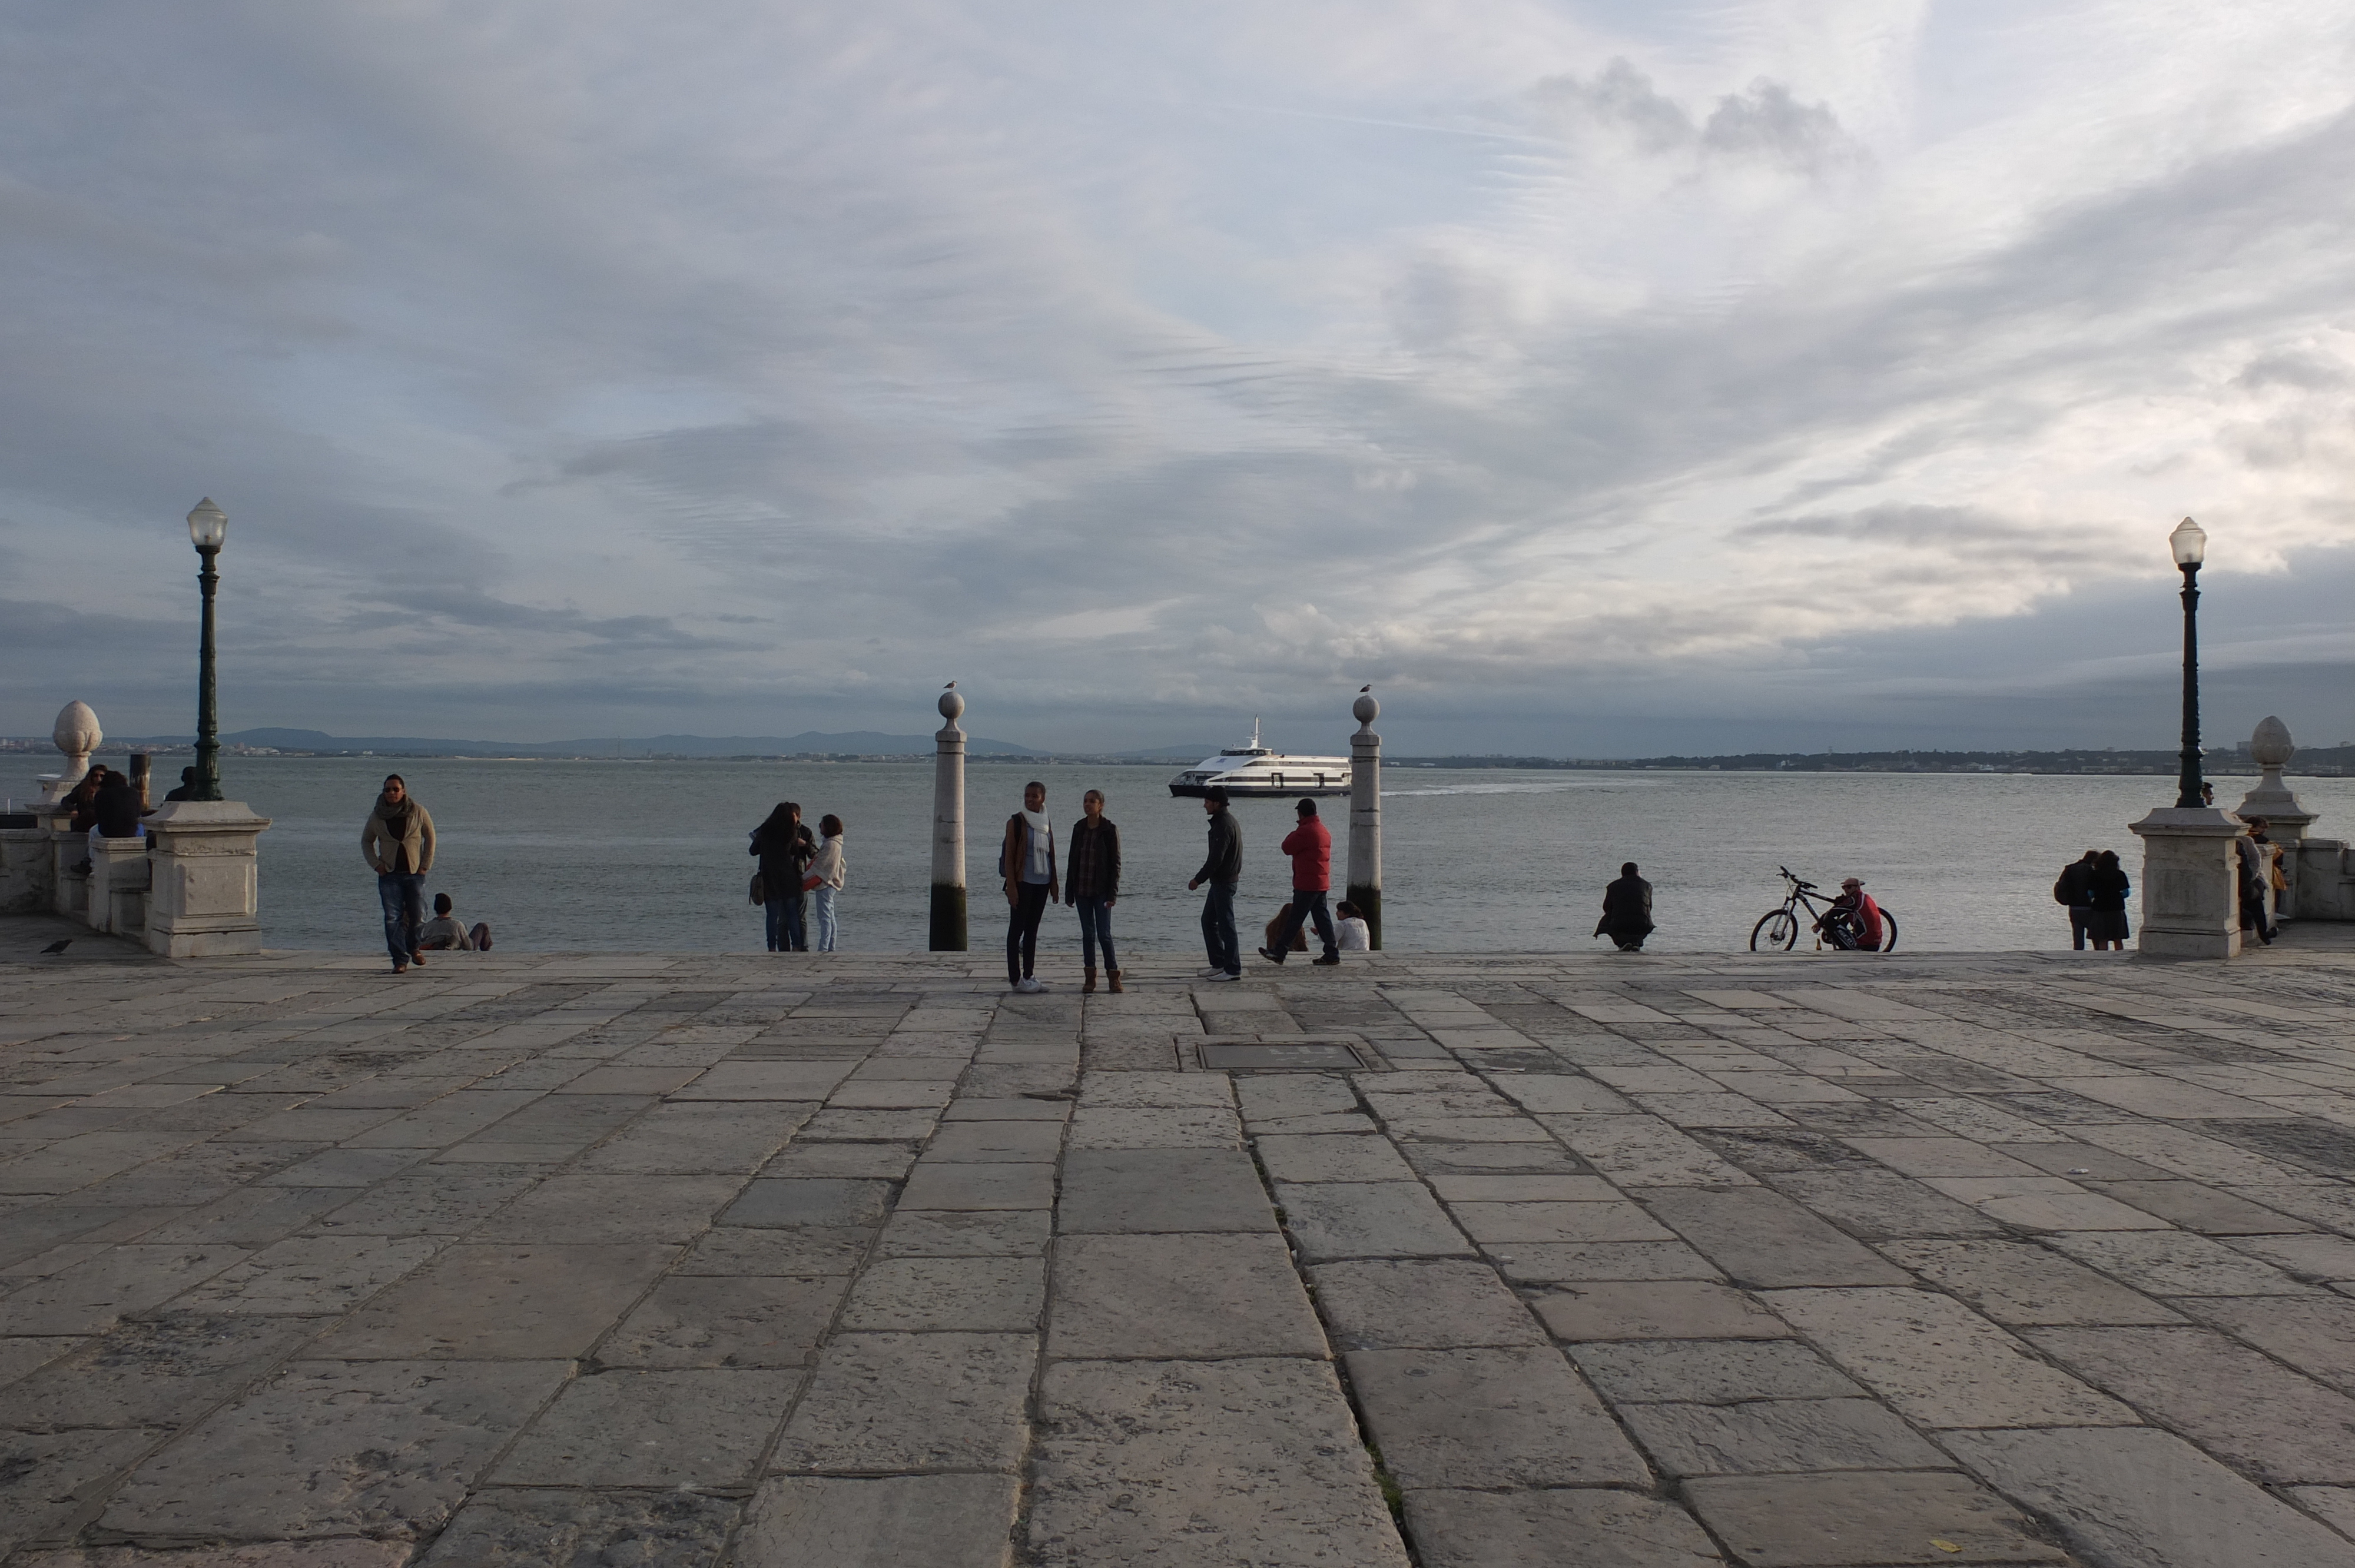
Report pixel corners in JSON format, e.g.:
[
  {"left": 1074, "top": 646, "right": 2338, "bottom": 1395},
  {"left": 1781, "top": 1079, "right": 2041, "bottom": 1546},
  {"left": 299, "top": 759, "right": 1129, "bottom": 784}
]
[
  {"left": 814, "top": 886, "right": 838, "bottom": 952},
  {"left": 1007, "top": 881, "right": 1050, "bottom": 985},
  {"left": 1200, "top": 880, "right": 1239, "bottom": 974},
  {"left": 764, "top": 897, "right": 790, "bottom": 952},
  {"left": 377, "top": 872, "right": 426, "bottom": 965},
  {"left": 783, "top": 890, "right": 808, "bottom": 951},
  {"left": 1268, "top": 888, "right": 1338, "bottom": 959},
  {"left": 1074, "top": 896, "right": 1116, "bottom": 972}
]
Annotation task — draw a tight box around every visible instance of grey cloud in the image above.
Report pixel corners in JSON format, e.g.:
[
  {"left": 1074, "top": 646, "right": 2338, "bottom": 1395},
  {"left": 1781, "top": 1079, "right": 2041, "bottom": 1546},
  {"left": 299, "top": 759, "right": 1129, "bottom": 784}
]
[{"left": 1523, "top": 59, "right": 1863, "bottom": 175}]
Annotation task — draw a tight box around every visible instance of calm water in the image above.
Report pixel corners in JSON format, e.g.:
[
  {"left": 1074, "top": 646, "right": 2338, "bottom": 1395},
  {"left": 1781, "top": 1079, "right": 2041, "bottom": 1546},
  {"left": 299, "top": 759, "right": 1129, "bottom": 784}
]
[{"left": 24, "top": 756, "right": 2349, "bottom": 957}]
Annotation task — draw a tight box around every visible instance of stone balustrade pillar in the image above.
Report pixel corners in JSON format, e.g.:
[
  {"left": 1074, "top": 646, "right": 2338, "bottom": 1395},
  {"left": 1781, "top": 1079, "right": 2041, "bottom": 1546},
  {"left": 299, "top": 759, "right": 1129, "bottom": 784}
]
[
  {"left": 930, "top": 689, "right": 968, "bottom": 951},
  {"left": 85, "top": 833, "right": 151, "bottom": 936},
  {"left": 144, "top": 800, "right": 271, "bottom": 958},
  {"left": 1346, "top": 690, "right": 1382, "bottom": 950}
]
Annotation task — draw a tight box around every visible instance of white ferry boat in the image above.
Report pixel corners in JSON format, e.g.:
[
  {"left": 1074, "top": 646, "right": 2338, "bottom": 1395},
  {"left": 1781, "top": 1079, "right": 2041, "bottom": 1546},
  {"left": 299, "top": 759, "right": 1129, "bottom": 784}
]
[{"left": 1167, "top": 719, "right": 1352, "bottom": 799}]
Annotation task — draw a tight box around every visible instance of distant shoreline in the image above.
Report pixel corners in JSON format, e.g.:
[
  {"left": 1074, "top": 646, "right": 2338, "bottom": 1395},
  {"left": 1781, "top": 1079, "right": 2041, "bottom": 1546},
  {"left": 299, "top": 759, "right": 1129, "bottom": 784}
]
[{"left": 6, "top": 740, "right": 2339, "bottom": 778}]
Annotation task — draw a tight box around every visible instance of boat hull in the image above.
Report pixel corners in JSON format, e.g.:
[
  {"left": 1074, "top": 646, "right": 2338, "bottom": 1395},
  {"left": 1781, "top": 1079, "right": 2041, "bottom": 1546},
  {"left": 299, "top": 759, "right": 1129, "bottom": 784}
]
[{"left": 1169, "top": 774, "right": 1352, "bottom": 799}]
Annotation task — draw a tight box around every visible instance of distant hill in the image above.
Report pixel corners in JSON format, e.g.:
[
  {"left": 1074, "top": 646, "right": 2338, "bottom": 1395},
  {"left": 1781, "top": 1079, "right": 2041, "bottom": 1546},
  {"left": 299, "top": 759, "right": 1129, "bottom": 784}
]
[{"left": 112, "top": 727, "right": 1045, "bottom": 758}]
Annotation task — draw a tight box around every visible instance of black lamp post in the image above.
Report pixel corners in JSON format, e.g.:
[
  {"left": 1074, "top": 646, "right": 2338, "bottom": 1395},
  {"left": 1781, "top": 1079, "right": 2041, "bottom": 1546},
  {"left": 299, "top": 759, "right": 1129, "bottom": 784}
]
[
  {"left": 187, "top": 498, "right": 228, "bottom": 802},
  {"left": 2170, "top": 516, "right": 2207, "bottom": 810}
]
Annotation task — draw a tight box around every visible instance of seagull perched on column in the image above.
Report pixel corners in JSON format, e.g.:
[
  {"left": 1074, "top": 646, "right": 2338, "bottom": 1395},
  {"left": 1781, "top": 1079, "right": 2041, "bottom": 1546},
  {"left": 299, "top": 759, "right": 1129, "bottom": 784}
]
[
  {"left": 1359, "top": 685, "right": 1371, "bottom": 693},
  {"left": 944, "top": 680, "right": 956, "bottom": 690}
]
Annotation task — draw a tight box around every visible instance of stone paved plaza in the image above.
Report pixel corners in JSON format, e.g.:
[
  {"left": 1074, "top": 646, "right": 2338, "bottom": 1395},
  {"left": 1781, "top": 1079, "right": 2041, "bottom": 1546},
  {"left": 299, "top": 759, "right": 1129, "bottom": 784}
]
[{"left": 6, "top": 917, "right": 2355, "bottom": 1567}]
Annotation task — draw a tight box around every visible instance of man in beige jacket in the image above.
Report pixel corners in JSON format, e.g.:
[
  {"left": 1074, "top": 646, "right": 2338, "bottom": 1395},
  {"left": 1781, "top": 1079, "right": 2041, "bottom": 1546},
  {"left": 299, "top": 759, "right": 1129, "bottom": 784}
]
[{"left": 361, "top": 773, "right": 437, "bottom": 973}]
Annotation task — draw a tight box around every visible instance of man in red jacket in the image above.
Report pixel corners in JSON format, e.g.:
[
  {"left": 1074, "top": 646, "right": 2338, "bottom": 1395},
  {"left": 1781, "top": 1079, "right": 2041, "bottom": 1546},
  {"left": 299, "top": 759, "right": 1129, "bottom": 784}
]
[{"left": 1259, "top": 798, "right": 1341, "bottom": 966}]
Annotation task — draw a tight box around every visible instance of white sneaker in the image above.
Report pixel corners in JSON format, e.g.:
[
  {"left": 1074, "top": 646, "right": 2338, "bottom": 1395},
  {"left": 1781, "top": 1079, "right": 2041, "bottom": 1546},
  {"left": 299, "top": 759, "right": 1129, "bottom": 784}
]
[
  {"left": 1209, "top": 970, "right": 1242, "bottom": 982},
  {"left": 1197, "top": 966, "right": 1226, "bottom": 978},
  {"left": 1014, "top": 976, "right": 1047, "bottom": 994}
]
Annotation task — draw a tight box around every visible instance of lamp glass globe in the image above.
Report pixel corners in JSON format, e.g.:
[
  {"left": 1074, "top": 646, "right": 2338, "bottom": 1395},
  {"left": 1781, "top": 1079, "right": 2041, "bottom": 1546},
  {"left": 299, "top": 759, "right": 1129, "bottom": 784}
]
[
  {"left": 187, "top": 498, "right": 228, "bottom": 550},
  {"left": 2168, "top": 516, "right": 2205, "bottom": 567}
]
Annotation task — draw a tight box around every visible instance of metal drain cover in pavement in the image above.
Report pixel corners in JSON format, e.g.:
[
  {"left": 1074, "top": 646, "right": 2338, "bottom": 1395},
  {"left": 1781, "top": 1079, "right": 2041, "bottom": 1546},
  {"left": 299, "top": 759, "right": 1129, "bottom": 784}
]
[{"left": 1196, "top": 1041, "right": 1375, "bottom": 1071}]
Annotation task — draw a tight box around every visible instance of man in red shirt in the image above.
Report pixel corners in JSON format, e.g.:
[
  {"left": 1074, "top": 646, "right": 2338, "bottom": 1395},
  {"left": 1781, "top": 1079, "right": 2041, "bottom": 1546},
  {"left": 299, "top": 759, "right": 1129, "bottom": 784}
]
[
  {"left": 1259, "top": 798, "right": 1341, "bottom": 966},
  {"left": 1817, "top": 878, "right": 1884, "bottom": 951}
]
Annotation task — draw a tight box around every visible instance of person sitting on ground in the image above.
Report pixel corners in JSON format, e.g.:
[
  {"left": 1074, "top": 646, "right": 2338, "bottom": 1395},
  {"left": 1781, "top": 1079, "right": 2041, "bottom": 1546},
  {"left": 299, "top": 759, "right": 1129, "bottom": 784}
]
[
  {"left": 1594, "top": 861, "right": 1654, "bottom": 952},
  {"left": 2085, "top": 851, "right": 2131, "bottom": 952},
  {"left": 416, "top": 893, "right": 476, "bottom": 951},
  {"left": 1816, "top": 878, "right": 1884, "bottom": 951},
  {"left": 1334, "top": 901, "right": 1371, "bottom": 951},
  {"left": 162, "top": 766, "right": 197, "bottom": 802}
]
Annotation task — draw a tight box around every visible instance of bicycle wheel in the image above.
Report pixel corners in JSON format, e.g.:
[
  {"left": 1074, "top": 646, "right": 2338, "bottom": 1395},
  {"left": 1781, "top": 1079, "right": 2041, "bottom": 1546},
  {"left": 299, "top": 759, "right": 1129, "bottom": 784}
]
[
  {"left": 1750, "top": 909, "right": 1799, "bottom": 952},
  {"left": 1878, "top": 912, "right": 1899, "bottom": 952}
]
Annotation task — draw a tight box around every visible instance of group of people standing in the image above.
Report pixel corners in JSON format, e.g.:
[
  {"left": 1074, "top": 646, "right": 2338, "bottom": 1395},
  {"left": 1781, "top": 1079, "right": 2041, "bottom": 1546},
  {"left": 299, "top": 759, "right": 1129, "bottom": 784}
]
[
  {"left": 749, "top": 803, "right": 848, "bottom": 952},
  {"left": 2054, "top": 849, "right": 2135, "bottom": 951},
  {"left": 997, "top": 783, "right": 1368, "bottom": 993}
]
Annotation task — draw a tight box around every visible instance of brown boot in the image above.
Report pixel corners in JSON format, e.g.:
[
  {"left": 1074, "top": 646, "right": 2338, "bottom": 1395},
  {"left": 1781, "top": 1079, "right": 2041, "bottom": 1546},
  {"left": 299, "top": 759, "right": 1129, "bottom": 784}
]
[
  {"left": 1108, "top": 969, "right": 1125, "bottom": 993},
  {"left": 1083, "top": 966, "right": 1097, "bottom": 994}
]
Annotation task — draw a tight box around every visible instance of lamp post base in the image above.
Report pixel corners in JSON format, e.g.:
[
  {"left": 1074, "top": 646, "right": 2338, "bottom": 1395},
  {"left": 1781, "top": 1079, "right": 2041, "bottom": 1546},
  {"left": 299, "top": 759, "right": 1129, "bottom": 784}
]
[
  {"left": 928, "top": 883, "right": 968, "bottom": 952},
  {"left": 2129, "top": 806, "right": 2245, "bottom": 959}
]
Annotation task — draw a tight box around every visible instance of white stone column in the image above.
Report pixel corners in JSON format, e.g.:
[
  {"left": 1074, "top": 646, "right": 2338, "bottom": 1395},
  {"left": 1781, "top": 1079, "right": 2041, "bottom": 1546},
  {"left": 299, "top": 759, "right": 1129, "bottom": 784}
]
[
  {"left": 1346, "top": 690, "right": 1382, "bottom": 950},
  {"left": 2130, "top": 806, "right": 2244, "bottom": 959},
  {"left": 39, "top": 700, "right": 99, "bottom": 803},
  {"left": 930, "top": 689, "right": 967, "bottom": 951},
  {"left": 144, "top": 800, "right": 272, "bottom": 958}
]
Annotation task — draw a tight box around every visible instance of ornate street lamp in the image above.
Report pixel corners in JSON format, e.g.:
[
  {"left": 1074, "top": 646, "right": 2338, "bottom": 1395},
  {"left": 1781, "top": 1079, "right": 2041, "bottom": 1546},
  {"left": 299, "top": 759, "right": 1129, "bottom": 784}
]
[
  {"left": 187, "top": 497, "right": 228, "bottom": 802},
  {"left": 2170, "top": 516, "right": 2207, "bottom": 809}
]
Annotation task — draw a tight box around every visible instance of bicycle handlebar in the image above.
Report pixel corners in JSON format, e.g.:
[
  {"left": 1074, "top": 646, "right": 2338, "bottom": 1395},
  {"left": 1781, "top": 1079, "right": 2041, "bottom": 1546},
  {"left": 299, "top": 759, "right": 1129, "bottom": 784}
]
[{"left": 1778, "top": 866, "right": 1818, "bottom": 891}]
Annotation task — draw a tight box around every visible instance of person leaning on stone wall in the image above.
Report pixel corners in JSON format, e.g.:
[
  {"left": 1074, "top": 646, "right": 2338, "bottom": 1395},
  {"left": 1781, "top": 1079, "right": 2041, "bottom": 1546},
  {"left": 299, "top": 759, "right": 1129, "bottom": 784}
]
[{"left": 361, "top": 774, "right": 437, "bottom": 975}]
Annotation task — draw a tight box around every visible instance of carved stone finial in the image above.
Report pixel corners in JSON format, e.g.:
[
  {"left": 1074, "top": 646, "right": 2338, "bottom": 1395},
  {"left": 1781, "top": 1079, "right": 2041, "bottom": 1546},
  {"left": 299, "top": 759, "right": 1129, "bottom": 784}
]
[
  {"left": 2250, "top": 715, "right": 2294, "bottom": 769},
  {"left": 1352, "top": 690, "right": 1379, "bottom": 728},
  {"left": 938, "top": 688, "right": 966, "bottom": 723},
  {"left": 49, "top": 700, "right": 100, "bottom": 794}
]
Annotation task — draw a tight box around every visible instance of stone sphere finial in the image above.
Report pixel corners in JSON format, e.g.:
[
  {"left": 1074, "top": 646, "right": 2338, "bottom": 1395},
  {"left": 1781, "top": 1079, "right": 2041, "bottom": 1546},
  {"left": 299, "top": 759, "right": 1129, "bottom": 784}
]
[
  {"left": 53, "top": 700, "right": 100, "bottom": 758},
  {"left": 1352, "top": 689, "right": 1379, "bottom": 726},
  {"left": 2250, "top": 715, "right": 2294, "bottom": 769},
  {"left": 938, "top": 687, "right": 966, "bottom": 723}
]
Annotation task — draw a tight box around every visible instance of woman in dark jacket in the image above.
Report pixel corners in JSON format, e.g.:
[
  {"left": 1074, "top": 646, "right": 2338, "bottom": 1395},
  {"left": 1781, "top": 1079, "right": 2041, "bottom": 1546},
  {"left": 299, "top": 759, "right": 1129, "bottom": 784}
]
[
  {"left": 1067, "top": 789, "right": 1122, "bottom": 992},
  {"left": 93, "top": 771, "right": 144, "bottom": 838},
  {"left": 749, "top": 802, "right": 817, "bottom": 952},
  {"left": 1595, "top": 862, "right": 1654, "bottom": 952},
  {"left": 2085, "top": 851, "right": 2131, "bottom": 952}
]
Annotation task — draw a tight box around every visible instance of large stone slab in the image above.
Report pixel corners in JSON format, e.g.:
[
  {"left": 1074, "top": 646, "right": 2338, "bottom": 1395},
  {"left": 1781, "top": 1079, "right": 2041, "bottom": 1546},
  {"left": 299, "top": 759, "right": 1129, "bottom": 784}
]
[
  {"left": 417, "top": 1487, "right": 739, "bottom": 1566},
  {"left": 840, "top": 1255, "right": 1046, "bottom": 1333},
  {"left": 1636, "top": 1186, "right": 1912, "bottom": 1287},
  {"left": 1534, "top": 1281, "right": 1791, "bottom": 1341},
  {"left": 1275, "top": 1181, "right": 1472, "bottom": 1261},
  {"left": 99, "top": 1358, "right": 569, "bottom": 1540},
  {"left": 1, "top": 1314, "right": 318, "bottom": 1430},
  {"left": 0, "top": 1428, "right": 163, "bottom": 1557},
  {"left": 1255, "top": 1134, "right": 1418, "bottom": 1183},
  {"left": 1570, "top": 1338, "right": 1864, "bottom": 1403},
  {"left": 469, "top": 1171, "right": 745, "bottom": 1242},
  {"left": 1683, "top": 1470, "right": 2067, "bottom": 1566},
  {"left": 770, "top": 1331, "right": 1033, "bottom": 1473},
  {"left": 2024, "top": 1325, "right": 2355, "bottom": 1483},
  {"left": 722, "top": 1178, "right": 896, "bottom": 1228},
  {"left": 1764, "top": 1287, "right": 2134, "bottom": 1429},
  {"left": 311, "top": 1243, "right": 676, "bottom": 1358},
  {"left": 1943, "top": 1425, "right": 2355, "bottom": 1568},
  {"left": 1344, "top": 1346, "right": 1650, "bottom": 1488},
  {"left": 1875, "top": 1238, "right": 2185, "bottom": 1326},
  {"left": 737, "top": 1474, "right": 1019, "bottom": 1568},
  {"left": 600, "top": 1274, "right": 844, "bottom": 1367},
  {"left": 1026, "top": 1358, "right": 1409, "bottom": 1568},
  {"left": 1056, "top": 1147, "right": 1275, "bottom": 1233},
  {"left": 2044, "top": 1230, "right": 2318, "bottom": 1297},
  {"left": 2174, "top": 1294, "right": 2355, "bottom": 1393},
  {"left": 1621, "top": 1397, "right": 1946, "bottom": 1477},
  {"left": 1306, "top": 1258, "right": 1547, "bottom": 1350},
  {"left": 1048, "top": 1233, "right": 1326, "bottom": 1359},
  {"left": 1399, "top": 1489, "right": 1723, "bottom": 1568},
  {"left": 493, "top": 1367, "right": 798, "bottom": 1487}
]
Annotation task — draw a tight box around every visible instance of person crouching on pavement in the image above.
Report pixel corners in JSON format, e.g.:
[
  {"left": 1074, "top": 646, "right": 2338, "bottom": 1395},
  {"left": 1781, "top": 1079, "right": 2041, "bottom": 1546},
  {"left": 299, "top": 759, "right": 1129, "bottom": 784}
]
[
  {"left": 1595, "top": 862, "right": 1653, "bottom": 952},
  {"left": 1259, "top": 798, "right": 1339, "bottom": 966},
  {"left": 362, "top": 774, "right": 436, "bottom": 974}
]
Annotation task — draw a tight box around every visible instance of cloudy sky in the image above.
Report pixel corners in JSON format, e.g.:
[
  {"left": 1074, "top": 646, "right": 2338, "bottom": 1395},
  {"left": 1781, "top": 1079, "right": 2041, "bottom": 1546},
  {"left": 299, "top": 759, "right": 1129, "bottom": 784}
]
[{"left": 5, "top": 1, "right": 2353, "bottom": 756}]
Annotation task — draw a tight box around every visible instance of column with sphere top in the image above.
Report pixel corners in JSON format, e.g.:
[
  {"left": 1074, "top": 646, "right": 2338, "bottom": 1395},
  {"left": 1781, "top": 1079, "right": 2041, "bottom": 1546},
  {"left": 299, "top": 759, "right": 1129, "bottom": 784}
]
[{"left": 930, "top": 689, "right": 968, "bottom": 951}]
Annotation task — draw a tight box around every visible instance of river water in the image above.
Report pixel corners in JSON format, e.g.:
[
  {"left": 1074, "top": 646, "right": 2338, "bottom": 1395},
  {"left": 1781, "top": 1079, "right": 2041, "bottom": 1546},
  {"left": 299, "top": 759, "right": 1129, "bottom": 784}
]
[{"left": 21, "top": 756, "right": 2347, "bottom": 958}]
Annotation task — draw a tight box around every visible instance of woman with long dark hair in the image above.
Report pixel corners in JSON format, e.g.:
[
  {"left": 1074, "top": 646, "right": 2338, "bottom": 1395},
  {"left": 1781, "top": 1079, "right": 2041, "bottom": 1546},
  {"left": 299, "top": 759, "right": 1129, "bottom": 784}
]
[
  {"left": 2085, "top": 850, "right": 2131, "bottom": 952},
  {"left": 749, "top": 802, "right": 815, "bottom": 952}
]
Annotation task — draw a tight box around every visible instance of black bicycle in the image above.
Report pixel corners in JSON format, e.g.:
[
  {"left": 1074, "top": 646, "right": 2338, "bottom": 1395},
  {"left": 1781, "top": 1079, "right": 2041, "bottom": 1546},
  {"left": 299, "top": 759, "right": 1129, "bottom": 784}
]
[{"left": 1750, "top": 867, "right": 1899, "bottom": 952}]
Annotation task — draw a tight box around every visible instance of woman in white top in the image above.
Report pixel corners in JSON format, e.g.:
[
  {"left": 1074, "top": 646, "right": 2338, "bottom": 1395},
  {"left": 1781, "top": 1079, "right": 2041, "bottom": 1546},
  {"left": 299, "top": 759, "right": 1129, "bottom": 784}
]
[
  {"left": 1334, "top": 900, "right": 1371, "bottom": 951},
  {"left": 811, "top": 815, "right": 847, "bottom": 952}
]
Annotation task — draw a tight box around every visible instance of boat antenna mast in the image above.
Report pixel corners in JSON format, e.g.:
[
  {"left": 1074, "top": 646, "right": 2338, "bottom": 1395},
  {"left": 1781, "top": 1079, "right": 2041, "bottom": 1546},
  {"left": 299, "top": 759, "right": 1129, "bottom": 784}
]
[{"left": 1250, "top": 716, "right": 1261, "bottom": 750}]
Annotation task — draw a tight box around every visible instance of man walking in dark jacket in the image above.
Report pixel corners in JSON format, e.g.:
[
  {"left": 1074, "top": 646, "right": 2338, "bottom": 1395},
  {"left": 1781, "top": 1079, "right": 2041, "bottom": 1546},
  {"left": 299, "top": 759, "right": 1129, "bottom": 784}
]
[
  {"left": 2054, "top": 850, "right": 2099, "bottom": 951},
  {"left": 1186, "top": 787, "right": 1243, "bottom": 981},
  {"left": 1259, "top": 798, "right": 1339, "bottom": 966}
]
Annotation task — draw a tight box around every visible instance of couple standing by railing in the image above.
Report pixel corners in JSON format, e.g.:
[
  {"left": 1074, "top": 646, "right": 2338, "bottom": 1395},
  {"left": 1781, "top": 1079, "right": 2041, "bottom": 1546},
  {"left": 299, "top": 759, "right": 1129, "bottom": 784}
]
[{"left": 750, "top": 802, "right": 847, "bottom": 952}]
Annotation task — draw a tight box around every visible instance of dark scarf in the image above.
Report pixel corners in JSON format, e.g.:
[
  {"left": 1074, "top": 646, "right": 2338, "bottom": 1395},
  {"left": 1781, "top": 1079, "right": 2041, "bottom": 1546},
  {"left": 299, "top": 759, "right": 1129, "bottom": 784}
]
[{"left": 376, "top": 790, "right": 418, "bottom": 838}]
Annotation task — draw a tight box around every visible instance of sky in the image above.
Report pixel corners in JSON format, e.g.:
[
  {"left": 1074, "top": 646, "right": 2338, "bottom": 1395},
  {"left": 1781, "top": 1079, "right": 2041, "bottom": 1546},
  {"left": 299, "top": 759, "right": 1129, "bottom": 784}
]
[{"left": 4, "top": 0, "right": 2353, "bottom": 758}]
